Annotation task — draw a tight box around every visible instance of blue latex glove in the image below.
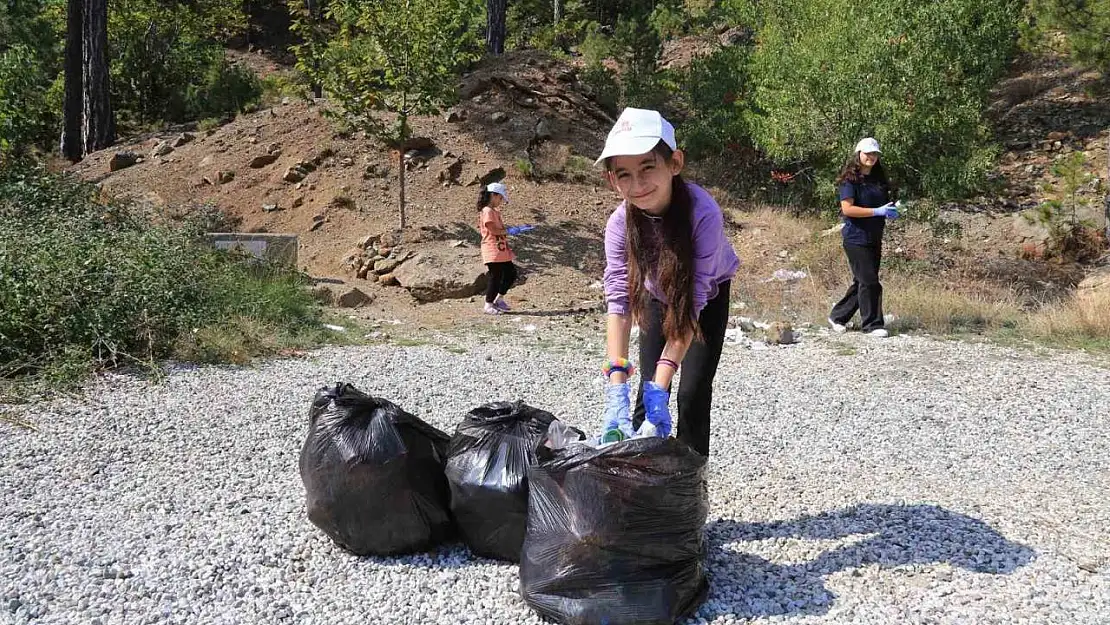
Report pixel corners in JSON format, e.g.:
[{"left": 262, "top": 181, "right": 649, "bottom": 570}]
[
  {"left": 642, "top": 381, "right": 673, "bottom": 438},
  {"left": 872, "top": 203, "right": 900, "bottom": 220},
  {"left": 603, "top": 382, "right": 635, "bottom": 438},
  {"left": 506, "top": 225, "right": 535, "bottom": 236}
]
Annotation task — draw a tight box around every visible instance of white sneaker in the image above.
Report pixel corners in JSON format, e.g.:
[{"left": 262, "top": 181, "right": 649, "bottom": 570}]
[
  {"left": 828, "top": 318, "right": 847, "bottom": 334},
  {"left": 868, "top": 328, "right": 889, "bottom": 338},
  {"left": 483, "top": 303, "right": 502, "bottom": 315}
]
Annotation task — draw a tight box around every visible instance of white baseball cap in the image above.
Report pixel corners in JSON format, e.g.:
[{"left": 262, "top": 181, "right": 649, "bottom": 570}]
[
  {"left": 595, "top": 108, "right": 677, "bottom": 165},
  {"left": 855, "top": 137, "right": 881, "bottom": 154},
  {"left": 486, "top": 182, "right": 509, "bottom": 203}
]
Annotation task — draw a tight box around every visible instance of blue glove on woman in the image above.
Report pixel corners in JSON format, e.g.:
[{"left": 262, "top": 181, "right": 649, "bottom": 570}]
[
  {"left": 872, "top": 203, "right": 900, "bottom": 220},
  {"left": 642, "top": 381, "right": 673, "bottom": 438},
  {"left": 506, "top": 225, "right": 534, "bottom": 236}
]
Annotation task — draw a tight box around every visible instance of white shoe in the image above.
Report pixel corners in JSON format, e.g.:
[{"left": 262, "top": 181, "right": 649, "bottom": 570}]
[
  {"left": 868, "top": 328, "right": 889, "bottom": 338},
  {"left": 483, "top": 303, "right": 502, "bottom": 315},
  {"left": 828, "top": 318, "right": 847, "bottom": 334}
]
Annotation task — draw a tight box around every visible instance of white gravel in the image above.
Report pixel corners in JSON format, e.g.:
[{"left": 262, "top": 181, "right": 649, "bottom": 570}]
[{"left": 2, "top": 327, "right": 1108, "bottom": 625}]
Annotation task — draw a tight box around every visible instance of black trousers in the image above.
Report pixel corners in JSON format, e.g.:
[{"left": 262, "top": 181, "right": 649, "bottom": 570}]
[
  {"left": 484, "top": 261, "right": 517, "bottom": 303},
  {"left": 830, "top": 244, "right": 884, "bottom": 331},
  {"left": 632, "top": 281, "right": 730, "bottom": 456}
]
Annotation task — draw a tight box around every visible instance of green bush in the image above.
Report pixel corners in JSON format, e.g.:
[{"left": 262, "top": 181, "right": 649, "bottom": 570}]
[
  {"left": 507, "top": 0, "right": 596, "bottom": 53},
  {"left": 674, "top": 44, "right": 751, "bottom": 160},
  {"left": 746, "top": 0, "right": 1023, "bottom": 203},
  {"left": 0, "top": 0, "right": 62, "bottom": 156},
  {"left": 108, "top": 0, "right": 255, "bottom": 124},
  {"left": 0, "top": 161, "right": 322, "bottom": 383},
  {"left": 0, "top": 46, "right": 53, "bottom": 156},
  {"left": 1023, "top": 0, "right": 1110, "bottom": 69},
  {"left": 184, "top": 54, "right": 263, "bottom": 120},
  {"left": 580, "top": 62, "right": 620, "bottom": 114}
]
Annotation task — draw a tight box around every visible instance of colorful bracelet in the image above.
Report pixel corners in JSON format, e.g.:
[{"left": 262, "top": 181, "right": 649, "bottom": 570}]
[
  {"left": 602, "top": 358, "right": 635, "bottom": 378},
  {"left": 657, "top": 358, "right": 680, "bottom": 372}
]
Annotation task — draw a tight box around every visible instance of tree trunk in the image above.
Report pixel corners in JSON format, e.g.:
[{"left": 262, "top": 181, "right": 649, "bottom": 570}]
[
  {"left": 553, "top": 0, "right": 561, "bottom": 24},
  {"left": 1105, "top": 133, "right": 1110, "bottom": 245},
  {"left": 62, "top": 0, "right": 115, "bottom": 161},
  {"left": 82, "top": 0, "right": 115, "bottom": 153},
  {"left": 398, "top": 147, "right": 406, "bottom": 230},
  {"left": 397, "top": 114, "right": 408, "bottom": 231},
  {"left": 61, "top": 0, "right": 84, "bottom": 161},
  {"left": 306, "top": 0, "right": 323, "bottom": 98},
  {"left": 487, "top": 0, "right": 507, "bottom": 55}
]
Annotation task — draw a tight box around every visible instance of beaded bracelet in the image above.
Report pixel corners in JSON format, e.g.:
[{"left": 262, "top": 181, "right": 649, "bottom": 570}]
[
  {"left": 657, "top": 358, "right": 680, "bottom": 372},
  {"left": 602, "top": 358, "right": 635, "bottom": 378}
]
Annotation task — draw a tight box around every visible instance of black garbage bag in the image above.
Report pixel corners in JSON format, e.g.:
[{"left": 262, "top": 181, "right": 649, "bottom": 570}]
[
  {"left": 520, "top": 436, "right": 709, "bottom": 625},
  {"left": 445, "top": 401, "right": 580, "bottom": 562},
  {"left": 299, "top": 383, "right": 453, "bottom": 556}
]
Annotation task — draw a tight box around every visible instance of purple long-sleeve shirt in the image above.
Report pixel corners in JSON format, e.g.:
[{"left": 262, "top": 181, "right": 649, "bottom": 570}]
[{"left": 604, "top": 182, "right": 740, "bottom": 317}]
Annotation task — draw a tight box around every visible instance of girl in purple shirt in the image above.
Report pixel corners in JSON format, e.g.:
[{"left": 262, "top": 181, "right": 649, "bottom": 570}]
[{"left": 596, "top": 108, "right": 739, "bottom": 456}]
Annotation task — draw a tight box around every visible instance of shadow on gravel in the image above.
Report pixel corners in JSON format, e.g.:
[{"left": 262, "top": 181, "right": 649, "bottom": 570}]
[{"left": 701, "top": 504, "right": 1036, "bottom": 620}]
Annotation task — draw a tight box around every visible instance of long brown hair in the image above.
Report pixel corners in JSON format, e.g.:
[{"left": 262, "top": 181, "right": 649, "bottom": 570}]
[
  {"left": 607, "top": 142, "right": 701, "bottom": 343},
  {"left": 476, "top": 189, "right": 493, "bottom": 209},
  {"left": 836, "top": 152, "right": 894, "bottom": 196}
]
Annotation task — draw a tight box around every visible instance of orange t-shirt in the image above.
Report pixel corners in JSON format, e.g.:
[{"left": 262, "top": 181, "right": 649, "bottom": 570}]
[{"left": 479, "top": 206, "right": 515, "bottom": 263}]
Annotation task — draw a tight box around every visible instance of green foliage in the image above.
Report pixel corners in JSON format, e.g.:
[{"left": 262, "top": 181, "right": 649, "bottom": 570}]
[
  {"left": 673, "top": 44, "right": 751, "bottom": 159},
  {"left": 507, "top": 0, "right": 596, "bottom": 52},
  {"left": 294, "top": 0, "right": 481, "bottom": 225},
  {"left": 0, "top": 46, "right": 52, "bottom": 156},
  {"left": 184, "top": 56, "right": 263, "bottom": 119},
  {"left": 612, "top": 16, "right": 668, "bottom": 109},
  {"left": 311, "top": 0, "right": 482, "bottom": 144},
  {"left": 514, "top": 157, "right": 535, "bottom": 179},
  {"left": 579, "top": 62, "right": 621, "bottom": 114},
  {"left": 0, "top": 161, "right": 322, "bottom": 383},
  {"left": 1023, "top": 0, "right": 1110, "bottom": 69},
  {"left": 1031, "top": 152, "right": 1105, "bottom": 260},
  {"left": 0, "top": 0, "right": 62, "bottom": 156},
  {"left": 108, "top": 0, "right": 256, "bottom": 124},
  {"left": 746, "top": 0, "right": 1023, "bottom": 203},
  {"left": 576, "top": 14, "right": 670, "bottom": 113},
  {"left": 289, "top": 0, "right": 333, "bottom": 97},
  {"left": 260, "top": 72, "right": 313, "bottom": 105}
]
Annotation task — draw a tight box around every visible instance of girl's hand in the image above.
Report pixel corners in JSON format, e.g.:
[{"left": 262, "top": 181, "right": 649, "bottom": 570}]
[
  {"left": 603, "top": 382, "right": 634, "bottom": 438},
  {"left": 642, "top": 381, "right": 672, "bottom": 438}
]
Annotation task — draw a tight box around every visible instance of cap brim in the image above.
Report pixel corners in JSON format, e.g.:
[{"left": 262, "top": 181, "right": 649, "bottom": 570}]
[{"left": 594, "top": 136, "right": 666, "bottom": 166}]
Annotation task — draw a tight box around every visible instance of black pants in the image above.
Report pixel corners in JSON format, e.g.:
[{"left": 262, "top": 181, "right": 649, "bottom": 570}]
[
  {"left": 632, "top": 281, "right": 730, "bottom": 456},
  {"left": 830, "top": 244, "right": 884, "bottom": 331},
  {"left": 484, "top": 262, "right": 518, "bottom": 303}
]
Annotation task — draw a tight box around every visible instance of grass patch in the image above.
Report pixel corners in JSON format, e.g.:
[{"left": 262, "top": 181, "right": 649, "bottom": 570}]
[
  {"left": 728, "top": 205, "right": 1110, "bottom": 353},
  {"left": 564, "top": 155, "right": 597, "bottom": 184},
  {"left": 260, "top": 72, "right": 312, "bottom": 107},
  {"left": 1022, "top": 289, "right": 1110, "bottom": 351},
  {"left": 197, "top": 117, "right": 223, "bottom": 133},
  {"left": 885, "top": 277, "right": 1023, "bottom": 335}
]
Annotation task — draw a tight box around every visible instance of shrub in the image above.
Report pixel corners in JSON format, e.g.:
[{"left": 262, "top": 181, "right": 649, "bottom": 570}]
[
  {"left": 746, "top": 0, "right": 1023, "bottom": 203},
  {"left": 0, "top": 161, "right": 322, "bottom": 383}
]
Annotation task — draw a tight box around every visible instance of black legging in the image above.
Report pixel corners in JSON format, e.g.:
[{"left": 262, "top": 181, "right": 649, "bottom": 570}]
[
  {"left": 632, "top": 280, "right": 730, "bottom": 456},
  {"left": 485, "top": 261, "right": 518, "bottom": 303}
]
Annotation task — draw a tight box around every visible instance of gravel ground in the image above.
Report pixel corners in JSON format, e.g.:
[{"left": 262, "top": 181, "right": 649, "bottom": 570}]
[{"left": 2, "top": 327, "right": 1108, "bottom": 625}]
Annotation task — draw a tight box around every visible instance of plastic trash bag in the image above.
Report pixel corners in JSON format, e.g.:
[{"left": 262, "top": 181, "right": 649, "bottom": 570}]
[
  {"left": 299, "top": 383, "right": 453, "bottom": 556},
  {"left": 521, "top": 437, "right": 709, "bottom": 625},
  {"left": 445, "top": 401, "right": 582, "bottom": 562}
]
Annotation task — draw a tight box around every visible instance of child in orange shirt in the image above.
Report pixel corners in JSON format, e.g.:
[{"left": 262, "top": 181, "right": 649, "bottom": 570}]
[{"left": 478, "top": 182, "right": 518, "bottom": 315}]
